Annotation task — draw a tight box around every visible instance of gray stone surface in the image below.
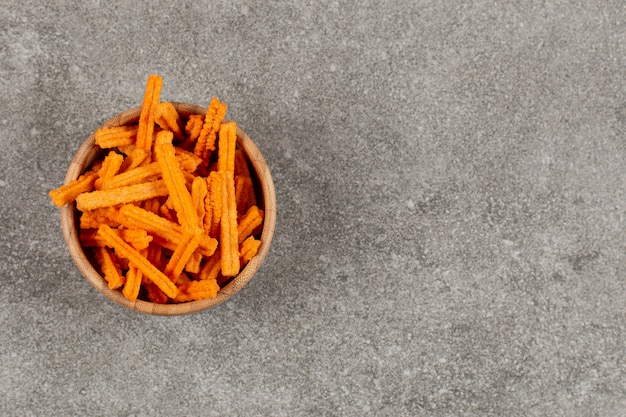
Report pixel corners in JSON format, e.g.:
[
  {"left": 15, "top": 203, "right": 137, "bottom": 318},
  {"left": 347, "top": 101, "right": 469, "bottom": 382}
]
[{"left": 1, "top": 1, "right": 625, "bottom": 416}]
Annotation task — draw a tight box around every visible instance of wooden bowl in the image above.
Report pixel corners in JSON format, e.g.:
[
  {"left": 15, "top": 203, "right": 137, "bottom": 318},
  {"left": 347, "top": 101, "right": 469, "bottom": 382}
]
[{"left": 59, "top": 103, "right": 276, "bottom": 315}]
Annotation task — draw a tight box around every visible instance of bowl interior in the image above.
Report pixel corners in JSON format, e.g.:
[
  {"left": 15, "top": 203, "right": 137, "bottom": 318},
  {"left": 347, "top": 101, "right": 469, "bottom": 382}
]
[{"left": 60, "top": 103, "right": 276, "bottom": 315}]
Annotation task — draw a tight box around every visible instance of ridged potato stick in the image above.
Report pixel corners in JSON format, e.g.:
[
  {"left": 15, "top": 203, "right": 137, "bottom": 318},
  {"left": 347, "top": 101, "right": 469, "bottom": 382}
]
[
  {"left": 118, "top": 204, "right": 217, "bottom": 257},
  {"left": 49, "top": 171, "right": 98, "bottom": 207},
  {"left": 95, "top": 126, "right": 137, "bottom": 149},
  {"left": 141, "top": 230, "right": 167, "bottom": 304},
  {"left": 118, "top": 204, "right": 182, "bottom": 244},
  {"left": 204, "top": 171, "right": 223, "bottom": 239},
  {"left": 155, "top": 101, "right": 184, "bottom": 141},
  {"left": 97, "top": 224, "right": 178, "bottom": 299},
  {"left": 217, "top": 122, "right": 237, "bottom": 173},
  {"left": 180, "top": 114, "right": 204, "bottom": 150},
  {"left": 183, "top": 176, "right": 209, "bottom": 274},
  {"left": 198, "top": 248, "right": 221, "bottom": 281},
  {"left": 122, "top": 263, "right": 142, "bottom": 302},
  {"left": 220, "top": 171, "right": 240, "bottom": 277},
  {"left": 217, "top": 122, "right": 240, "bottom": 276},
  {"left": 136, "top": 74, "right": 162, "bottom": 151},
  {"left": 185, "top": 114, "right": 203, "bottom": 139},
  {"left": 100, "top": 161, "right": 161, "bottom": 190},
  {"left": 191, "top": 176, "right": 208, "bottom": 230},
  {"left": 155, "top": 130, "right": 199, "bottom": 233},
  {"left": 235, "top": 175, "right": 253, "bottom": 216},
  {"left": 94, "top": 246, "right": 124, "bottom": 290},
  {"left": 79, "top": 208, "right": 121, "bottom": 229},
  {"left": 174, "top": 147, "right": 203, "bottom": 172},
  {"left": 119, "top": 148, "right": 149, "bottom": 173},
  {"left": 194, "top": 97, "right": 227, "bottom": 161},
  {"left": 239, "top": 236, "right": 261, "bottom": 265},
  {"left": 159, "top": 202, "right": 177, "bottom": 223},
  {"left": 143, "top": 197, "right": 161, "bottom": 214},
  {"left": 75, "top": 179, "right": 169, "bottom": 211},
  {"left": 174, "top": 279, "right": 219, "bottom": 303},
  {"left": 94, "top": 151, "right": 125, "bottom": 190},
  {"left": 82, "top": 226, "right": 151, "bottom": 252},
  {"left": 238, "top": 205, "right": 264, "bottom": 244},
  {"left": 163, "top": 231, "right": 202, "bottom": 281},
  {"left": 184, "top": 250, "right": 203, "bottom": 274},
  {"left": 118, "top": 229, "right": 152, "bottom": 251}
]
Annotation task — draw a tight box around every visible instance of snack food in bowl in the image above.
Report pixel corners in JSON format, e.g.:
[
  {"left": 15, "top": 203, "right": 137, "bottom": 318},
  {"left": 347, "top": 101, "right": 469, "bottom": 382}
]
[{"left": 49, "top": 75, "right": 276, "bottom": 315}]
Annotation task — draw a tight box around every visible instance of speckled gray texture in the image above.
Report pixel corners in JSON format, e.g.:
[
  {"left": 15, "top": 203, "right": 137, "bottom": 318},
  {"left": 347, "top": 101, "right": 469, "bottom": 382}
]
[{"left": 1, "top": 1, "right": 625, "bottom": 416}]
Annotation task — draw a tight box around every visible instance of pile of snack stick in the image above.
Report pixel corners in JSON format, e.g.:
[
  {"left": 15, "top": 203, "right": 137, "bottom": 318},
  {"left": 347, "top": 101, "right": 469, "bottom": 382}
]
[{"left": 49, "top": 74, "right": 264, "bottom": 303}]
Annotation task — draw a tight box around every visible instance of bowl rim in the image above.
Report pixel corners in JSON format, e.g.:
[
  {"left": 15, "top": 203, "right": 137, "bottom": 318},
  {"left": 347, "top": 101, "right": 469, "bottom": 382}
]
[{"left": 59, "top": 102, "right": 276, "bottom": 315}]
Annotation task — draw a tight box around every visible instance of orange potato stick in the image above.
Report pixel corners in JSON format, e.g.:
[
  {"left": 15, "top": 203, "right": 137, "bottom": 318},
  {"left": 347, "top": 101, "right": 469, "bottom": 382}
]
[
  {"left": 75, "top": 179, "right": 169, "bottom": 211},
  {"left": 95, "top": 206, "right": 126, "bottom": 226},
  {"left": 118, "top": 204, "right": 216, "bottom": 257},
  {"left": 122, "top": 263, "right": 142, "bottom": 302},
  {"left": 146, "top": 239, "right": 163, "bottom": 266},
  {"left": 173, "top": 279, "right": 219, "bottom": 303},
  {"left": 150, "top": 235, "right": 181, "bottom": 254},
  {"left": 97, "top": 224, "right": 178, "bottom": 299},
  {"left": 240, "top": 236, "right": 261, "bottom": 265},
  {"left": 217, "top": 122, "right": 237, "bottom": 173},
  {"left": 49, "top": 171, "right": 98, "bottom": 207},
  {"left": 142, "top": 241, "right": 165, "bottom": 303},
  {"left": 136, "top": 74, "right": 163, "bottom": 151},
  {"left": 100, "top": 161, "right": 161, "bottom": 190},
  {"left": 94, "top": 151, "right": 125, "bottom": 190},
  {"left": 95, "top": 126, "right": 138, "bottom": 149},
  {"left": 174, "top": 147, "right": 203, "bottom": 172},
  {"left": 159, "top": 202, "right": 178, "bottom": 223},
  {"left": 234, "top": 148, "right": 257, "bottom": 210},
  {"left": 79, "top": 212, "right": 101, "bottom": 230},
  {"left": 180, "top": 115, "right": 204, "bottom": 151},
  {"left": 216, "top": 122, "right": 239, "bottom": 276},
  {"left": 185, "top": 114, "right": 203, "bottom": 139},
  {"left": 155, "top": 102, "right": 184, "bottom": 141},
  {"left": 119, "top": 203, "right": 181, "bottom": 244},
  {"left": 119, "top": 148, "right": 150, "bottom": 173},
  {"left": 143, "top": 197, "right": 161, "bottom": 214},
  {"left": 204, "top": 172, "right": 223, "bottom": 238},
  {"left": 183, "top": 171, "right": 196, "bottom": 190},
  {"left": 235, "top": 175, "right": 253, "bottom": 216},
  {"left": 81, "top": 223, "right": 150, "bottom": 249},
  {"left": 238, "top": 205, "right": 264, "bottom": 244},
  {"left": 191, "top": 176, "right": 208, "bottom": 231},
  {"left": 163, "top": 195, "right": 176, "bottom": 210},
  {"left": 94, "top": 246, "right": 124, "bottom": 290},
  {"left": 79, "top": 208, "right": 121, "bottom": 229},
  {"left": 194, "top": 97, "right": 228, "bottom": 162},
  {"left": 155, "top": 130, "right": 199, "bottom": 232},
  {"left": 198, "top": 249, "right": 221, "bottom": 281},
  {"left": 116, "top": 144, "right": 136, "bottom": 156},
  {"left": 119, "top": 228, "right": 153, "bottom": 251},
  {"left": 88, "top": 160, "right": 104, "bottom": 175},
  {"left": 184, "top": 249, "right": 203, "bottom": 274},
  {"left": 220, "top": 172, "right": 240, "bottom": 277},
  {"left": 163, "top": 231, "right": 202, "bottom": 281}
]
